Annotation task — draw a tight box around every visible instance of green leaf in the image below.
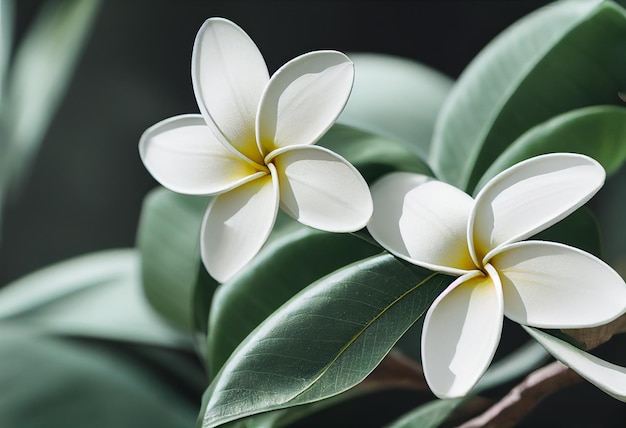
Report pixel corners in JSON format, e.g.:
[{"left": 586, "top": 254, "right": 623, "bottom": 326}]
[
  {"left": 201, "top": 254, "right": 452, "bottom": 427},
  {"left": 475, "top": 106, "right": 626, "bottom": 192},
  {"left": 532, "top": 207, "right": 602, "bottom": 258},
  {"left": 0, "top": 249, "right": 189, "bottom": 348},
  {"left": 136, "top": 187, "right": 218, "bottom": 332},
  {"left": 0, "top": 0, "right": 100, "bottom": 190},
  {"left": 337, "top": 53, "right": 453, "bottom": 160},
  {"left": 206, "top": 226, "right": 380, "bottom": 377},
  {"left": 0, "top": 327, "right": 204, "bottom": 428},
  {"left": 386, "top": 398, "right": 465, "bottom": 428},
  {"left": 318, "top": 124, "right": 434, "bottom": 181},
  {"left": 430, "top": 0, "right": 626, "bottom": 191}
]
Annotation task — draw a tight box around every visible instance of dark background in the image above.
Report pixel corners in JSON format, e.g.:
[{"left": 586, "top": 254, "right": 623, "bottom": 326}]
[{"left": 4, "top": 2, "right": 626, "bottom": 426}]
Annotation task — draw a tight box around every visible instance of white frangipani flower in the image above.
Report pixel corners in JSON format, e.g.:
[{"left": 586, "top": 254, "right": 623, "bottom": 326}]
[
  {"left": 139, "top": 18, "right": 373, "bottom": 282},
  {"left": 367, "top": 153, "right": 626, "bottom": 399}
]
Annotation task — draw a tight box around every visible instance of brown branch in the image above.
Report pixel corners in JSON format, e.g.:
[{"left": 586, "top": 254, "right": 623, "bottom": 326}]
[
  {"left": 454, "top": 361, "right": 583, "bottom": 428},
  {"left": 563, "top": 312, "right": 626, "bottom": 350}
]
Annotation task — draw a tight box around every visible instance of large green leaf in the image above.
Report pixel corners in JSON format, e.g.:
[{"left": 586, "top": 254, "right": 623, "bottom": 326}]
[
  {"left": 206, "top": 226, "right": 380, "bottom": 376},
  {"left": 0, "top": 249, "right": 189, "bottom": 348},
  {"left": 136, "top": 187, "right": 217, "bottom": 332},
  {"left": 201, "top": 254, "right": 452, "bottom": 427},
  {"left": 337, "top": 53, "right": 453, "bottom": 160},
  {"left": 475, "top": 106, "right": 626, "bottom": 192},
  {"left": 430, "top": 0, "right": 626, "bottom": 191},
  {"left": 0, "top": 327, "right": 204, "bottom": 428},
  {"left": 0, "top": 0, "right": 100, "bottom": 189},
  {"left": 318, "top": 124, "right": 434, "bottom": 180}
]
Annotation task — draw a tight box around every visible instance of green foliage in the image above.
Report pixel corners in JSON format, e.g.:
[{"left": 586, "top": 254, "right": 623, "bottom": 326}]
[
  {"left": 136, "top": 188, "right": 217, "bottom": 333},
  {"left": 0, "top": 250, "right": 204, "bottom": 428},
  {"left": 0, "top": 0, "right": 100, "bottom": 194},
  {"left": 476, "top": 106, "right": 626, "bottom": 192},
  {"left": 0, "top": 249, "right": 189, "bottom": 347},
  {"left": 430, "top": 0, "right": 626, "bottom": 191},
  {"left": 201, "top": 255, "right": 452, "bottom": 427},
  {"left": 337, "top": 53, "right": 453, "bottom": 160},
  {"left": 318, "top": 124, "right": 434, "bottom": 181},
  {"left": 0, "top": 329, "right": 204, "bottom": 428},
  {"left": 206, "top": 226, "right": 381, "bottom": 376}
]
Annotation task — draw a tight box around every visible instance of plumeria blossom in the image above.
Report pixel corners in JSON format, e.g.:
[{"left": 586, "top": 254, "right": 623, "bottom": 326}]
[
  {"left": 367, "top": 153, "right": 626, "bottom": 399},
  {"left": 139, "top": 18, "right": 372, "bottom": 282}
]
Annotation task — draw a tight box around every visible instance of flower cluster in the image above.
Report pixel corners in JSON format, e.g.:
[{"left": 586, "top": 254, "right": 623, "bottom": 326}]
[{"left": 140, "top": 17, "right": 626, "bottom": 401}]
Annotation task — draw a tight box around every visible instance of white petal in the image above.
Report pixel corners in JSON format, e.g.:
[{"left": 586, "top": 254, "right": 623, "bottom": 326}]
[
  {"left": 139, "top": 114, "right": 263, "bottom": 195},
  {"left": 422, "top": 268, "right": 504, "bottom": 398},
  {"left": 491, "top": 241, "right": 626, "bottom": 328},
  {"left": 524, "top": 326, "right": 626, "bottom": 402},
  {"left": 200, "top": 169, "right": 279, "bottom": 283},
  {"left": 367, "top": 172, "right": 475, "bottom": 275},
  {"left": 269, "top": 145, "right": 372, "bottom": 232},
  {"left": 469, "top": 153, "right": 605, "bottom": 263},
  {"left": 256, "top": 50, "right": 353, "bottom": 155},
  {"left": 192, "top": 18, "right": 269, "bottom": 164}
]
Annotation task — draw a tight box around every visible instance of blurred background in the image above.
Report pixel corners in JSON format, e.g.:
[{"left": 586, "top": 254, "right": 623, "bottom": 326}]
[
  {"left": 0, "top": 0, "right": 552, "bottom": 285},
  {"left": 3, "top": 1, "right": 626, "bottom": 427}
]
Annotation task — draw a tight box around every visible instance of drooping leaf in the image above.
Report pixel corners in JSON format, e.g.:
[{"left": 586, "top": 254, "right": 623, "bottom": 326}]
[
  {"left": 0, "top": 327, "right": 204, "bottom": 428},
  {"left": 201, "top": 254, "right": 452, "bottom": 427},
  {"left": 430, "top": 0, "right": 626, "bottom": 191},
  {"left": 136, "top": 187, "right": 217, "bottom": 332},
  {"left": 318, "top": 124, "right": 434, "bottom": 181},
  {"left": 337, "top": 53, "right": 453, "bottom": 160},
  {"left": 0, "top": 0, "right": 101, "bottom": 189},
  {"left": 475, "top": 106, "right": 626, "bottom": 192},
  {"left": 0, "top": 249, "right": 189, "bottom": 348},
  {"left": 206, "top": 226, "right": 380, "bottom": 376}
]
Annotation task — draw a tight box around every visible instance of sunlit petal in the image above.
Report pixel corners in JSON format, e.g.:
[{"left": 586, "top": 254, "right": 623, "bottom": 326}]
[
  {"left": 422, "top": 268, "right": 503, "bottom": 398},
  {"left": 368, "top": 172, "right": 475, "bottom": 275},
  {"left": 192, "top": 17, "right": 268, "bottom": 164},
  {"left": 271, "top": 145, "right": 372, "bottom": 232},
  {"left": 491, "top": 241, "right": 626, "bottom": 328},
  {"left": 139, "top": 114, "right": 263, "bottom": 195},
  {"left": 524, "top": 326, "right": 626, "bottom": 402},
  {"left": 256, "top": 51, "right": 353, "bottom": 155},
  {"left": 470, "top": 153, "right": 604, "bottom": 262},
  {"left": 200, "top": 169, "right": 279, "bottom": 282}
]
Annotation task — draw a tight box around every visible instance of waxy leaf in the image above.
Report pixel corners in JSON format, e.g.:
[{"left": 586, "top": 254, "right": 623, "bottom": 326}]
[
  {"left": 430, "top": 0, "right": 626, "bottom": 191},
  {"left": 318, "top": 124, "right": 433, "bottom": 181},
  {"left": 201, "top": 254, "right": 452, "bottom": 427},
  {"left": 0, "top": 249, "right": 188, "bottom": 348},
  {"left": 137, "top": 187, "right": 217, "bottom": 332},
  {"left": 0, "top": 327, "right": 204, "bottom": 428},
  {"left": 206, "top": 226, "right": 380, "bottom": 376},
  {"left": 337, "top": 53, "right": 452, "bottom": 160},
  {"left": 476, "top": 106, "right": 626, "bottom": 192}
]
